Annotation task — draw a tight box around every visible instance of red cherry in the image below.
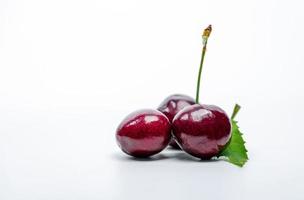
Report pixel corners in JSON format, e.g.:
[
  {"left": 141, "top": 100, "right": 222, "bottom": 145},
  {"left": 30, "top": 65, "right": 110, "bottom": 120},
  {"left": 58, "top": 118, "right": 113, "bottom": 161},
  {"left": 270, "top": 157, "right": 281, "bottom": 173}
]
[
  {"left": 157, "top": 94, "right": 195, "bottom": 149},
  {"left": 116, "top": 109, "right": 171, "bottom": 157},
  {"left": 172, "top": 104, "right": 231, "bottom": 159}
]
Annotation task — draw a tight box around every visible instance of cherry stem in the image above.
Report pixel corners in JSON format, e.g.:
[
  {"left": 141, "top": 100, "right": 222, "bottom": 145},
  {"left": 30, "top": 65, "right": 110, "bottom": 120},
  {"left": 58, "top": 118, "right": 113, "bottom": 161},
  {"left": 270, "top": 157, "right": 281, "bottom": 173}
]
[
  {"left": 195, "top": 25, "right": 212, "bottom": 104},
  {"left": 231, "top": 104, "right": 241, "bottom": 120}
]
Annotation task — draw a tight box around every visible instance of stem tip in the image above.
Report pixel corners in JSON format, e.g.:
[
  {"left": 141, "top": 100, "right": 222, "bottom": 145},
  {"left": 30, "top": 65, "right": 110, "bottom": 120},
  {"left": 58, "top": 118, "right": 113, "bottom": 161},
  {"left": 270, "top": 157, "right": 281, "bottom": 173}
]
[{"left": 203, "top": 25, "right": 212, "bottom": 38}]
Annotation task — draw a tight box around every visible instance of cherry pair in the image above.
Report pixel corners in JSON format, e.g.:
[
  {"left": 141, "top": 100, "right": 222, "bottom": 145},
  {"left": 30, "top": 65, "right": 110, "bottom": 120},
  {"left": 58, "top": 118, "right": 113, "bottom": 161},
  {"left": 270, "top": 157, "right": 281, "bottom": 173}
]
[{"left": 116, "top": 25, "right": 232, "bottom": 160}]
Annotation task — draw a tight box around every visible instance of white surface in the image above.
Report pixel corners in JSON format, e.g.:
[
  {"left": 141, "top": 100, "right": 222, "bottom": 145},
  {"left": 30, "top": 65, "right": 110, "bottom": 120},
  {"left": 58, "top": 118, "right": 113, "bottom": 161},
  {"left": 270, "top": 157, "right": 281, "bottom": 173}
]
[{"left": 1, "top": 0, "right": 304, "bottom": 199}]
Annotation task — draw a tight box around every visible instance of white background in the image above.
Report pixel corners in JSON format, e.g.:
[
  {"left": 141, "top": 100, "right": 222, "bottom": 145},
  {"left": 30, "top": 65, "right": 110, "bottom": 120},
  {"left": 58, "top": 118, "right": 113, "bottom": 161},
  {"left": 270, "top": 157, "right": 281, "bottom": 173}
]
[{"left": 1, "top": 0, "right": 304, "bottom": 199}]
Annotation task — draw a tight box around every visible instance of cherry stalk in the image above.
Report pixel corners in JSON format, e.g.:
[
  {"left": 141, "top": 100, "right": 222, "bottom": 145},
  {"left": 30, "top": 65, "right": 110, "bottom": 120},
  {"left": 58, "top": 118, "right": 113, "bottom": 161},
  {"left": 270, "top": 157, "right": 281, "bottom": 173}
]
[{"left": 196, "top": 25, "right": 212, "bottom": 103}]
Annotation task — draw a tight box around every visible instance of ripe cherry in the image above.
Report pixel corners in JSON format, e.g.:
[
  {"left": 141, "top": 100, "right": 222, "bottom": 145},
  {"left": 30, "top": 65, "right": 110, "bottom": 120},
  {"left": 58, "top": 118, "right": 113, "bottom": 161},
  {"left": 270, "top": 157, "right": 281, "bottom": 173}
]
[
  {"left": 157, "top": 94, "right": 195, "bottom": 148},
  {"left": 172, "top": 104, "right": 231, "bottom": 159},
  {"left": 116, "top": 109, "right": 171, "bottom": 157}
]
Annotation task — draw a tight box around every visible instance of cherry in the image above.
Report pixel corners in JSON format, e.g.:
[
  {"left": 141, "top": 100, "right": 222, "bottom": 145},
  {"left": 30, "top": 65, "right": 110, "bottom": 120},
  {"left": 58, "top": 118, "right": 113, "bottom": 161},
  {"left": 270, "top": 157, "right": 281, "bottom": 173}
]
[
  {"left": 172, "top": 25, "right": 232, "bottom": 159},
  {"left": 172, "top": 104, "right": 231, "bottom": 159},
  {"left": 157, "top": 94, "right": 195, "bottom": 148},
  {"left": 116, "top": 109, "right": 171, "bottom": 157}
]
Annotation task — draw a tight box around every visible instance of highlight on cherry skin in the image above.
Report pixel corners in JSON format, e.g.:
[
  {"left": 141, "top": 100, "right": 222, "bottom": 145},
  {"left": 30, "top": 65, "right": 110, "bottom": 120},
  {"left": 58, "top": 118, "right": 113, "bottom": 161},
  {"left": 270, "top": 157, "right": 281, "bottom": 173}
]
[
  {"left": 172, "top": 104, "right": 231, "bottom": 159},
  {"left": 116, "top": 109, "right": 171, "bottom": 157},
  {"left": 157, "top": 94, "right": 195, "bottom": 149}
]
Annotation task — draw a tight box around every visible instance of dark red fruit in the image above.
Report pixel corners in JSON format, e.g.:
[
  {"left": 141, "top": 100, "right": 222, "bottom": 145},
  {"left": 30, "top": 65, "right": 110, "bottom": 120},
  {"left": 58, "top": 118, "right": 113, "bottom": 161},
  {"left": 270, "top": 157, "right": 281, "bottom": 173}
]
[
  {"left": 116, "top": 109, "right": 171, "bottom": 157},
  {"left": 157, "top": 94, "right": 195, "bottom": 149},
  {"left": 172, "top": 104, "right": 231, "bottom": 159}
]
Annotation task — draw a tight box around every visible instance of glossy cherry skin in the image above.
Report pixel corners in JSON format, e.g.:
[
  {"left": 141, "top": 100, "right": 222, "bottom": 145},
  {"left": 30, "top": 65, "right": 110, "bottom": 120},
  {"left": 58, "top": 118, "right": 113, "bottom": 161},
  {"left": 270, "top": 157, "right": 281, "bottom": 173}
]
[
  {"left": 116, "top": 109, "right": 171, "bottom": 157},
  {"left": 172, "top": 104, "right": 231, "bottom": 159},
  {"left": 157, "top": 94, "right": 196, "bottom": 149}
]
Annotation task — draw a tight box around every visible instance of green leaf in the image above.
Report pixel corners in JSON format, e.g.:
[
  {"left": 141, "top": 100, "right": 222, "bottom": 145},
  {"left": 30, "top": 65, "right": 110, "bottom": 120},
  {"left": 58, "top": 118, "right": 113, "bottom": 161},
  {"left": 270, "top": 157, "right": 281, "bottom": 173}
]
[{"left": 218, "top": 104, "right": 248, "bottom": 167}]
